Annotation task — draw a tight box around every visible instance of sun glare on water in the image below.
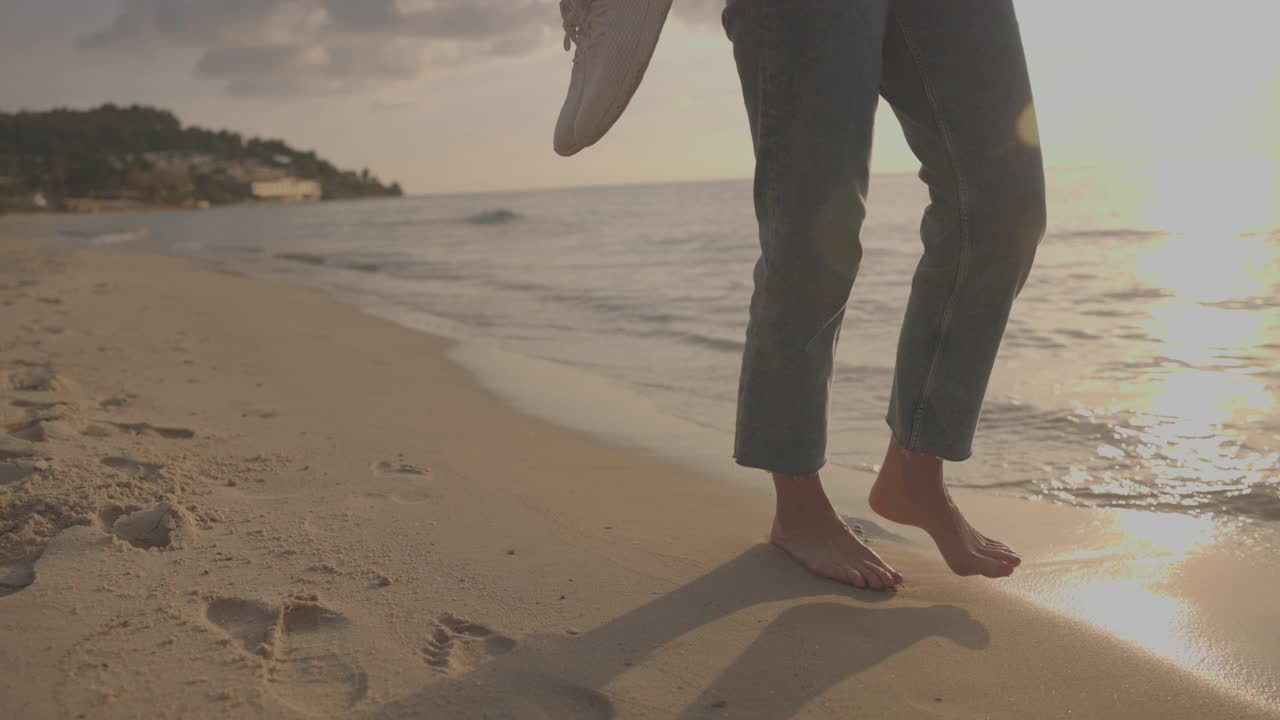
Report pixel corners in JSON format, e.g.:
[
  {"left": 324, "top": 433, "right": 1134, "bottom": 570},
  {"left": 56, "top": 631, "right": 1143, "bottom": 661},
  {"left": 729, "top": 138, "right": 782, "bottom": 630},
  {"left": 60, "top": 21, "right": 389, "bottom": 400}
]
[
  {"left": 1064, "top": 154, "right": 1280, "bottom": 514},
  {"left": 1135, "top": 154, "right": 1280, "bottom": 239},
  {"left": 1128, "top": 154, "right": 1280, "bottom": 423}
]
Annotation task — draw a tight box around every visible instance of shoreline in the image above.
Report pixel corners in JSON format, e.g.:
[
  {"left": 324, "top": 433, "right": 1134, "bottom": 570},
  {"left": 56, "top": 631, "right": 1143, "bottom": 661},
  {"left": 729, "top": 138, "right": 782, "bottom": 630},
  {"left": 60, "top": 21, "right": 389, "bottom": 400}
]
[
  {"left": 0, "top": 194, "right": 404, "bottom": 222},
  {"left": 0, "top": 231, "right": 1276, "bottom": 718}
]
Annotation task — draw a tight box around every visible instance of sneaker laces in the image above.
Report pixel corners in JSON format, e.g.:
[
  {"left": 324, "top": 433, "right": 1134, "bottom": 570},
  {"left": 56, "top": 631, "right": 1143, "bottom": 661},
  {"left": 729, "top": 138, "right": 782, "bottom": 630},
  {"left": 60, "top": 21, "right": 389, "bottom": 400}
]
[{"left": 560, "top": 0, "right": 607, "bottom": 57}]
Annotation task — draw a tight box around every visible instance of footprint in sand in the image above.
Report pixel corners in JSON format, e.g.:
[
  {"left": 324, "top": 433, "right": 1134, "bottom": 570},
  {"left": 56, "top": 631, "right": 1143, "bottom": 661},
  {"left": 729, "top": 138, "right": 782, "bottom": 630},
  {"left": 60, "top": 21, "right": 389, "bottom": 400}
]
[
  {"left": 3, "top": 366, "right": 69, "bottom": 392},
  {"left": 104, "top": 421, "right": 195, "bottom": 439},
  {"left": 81, "top": 420, "right": 195, "bottom": 439},
  {"left": 0, "top": 461, "right": 34, "bottom": 486},
  {"left": 5, "top": 397, "right": 79, "bottom": 443},
  {"left": 372, "top": 461, "right": 429, "bottom": 476},
  {"left": 368, "top": 461, "right": 432, "bottom": 504},
  {"left": 0, "top": 438, "right": 40, "bottom": 593},
  {"left": 100, "top": 456, "right": 165, "bottom": 477},
  {"left": 98, "top": 393, "right": 138, "bottom": 410},
  {"left": 0, "top": 563, "right": 35, "bottom": 597},
  {"left": 421, "top": 613, "right": 517, "bottom": 674},
  {"left": 205, "top": 593, "right": 369, "bottom": 715},
  {"left": 6, "top": 412, "right": 62, "bottom": 442},
  {"left": 10, "top": 399, "right": 68, "bottom": 410},
  {"left": 105, "top": 501, "right": 195, "bottom": 549},
  {"left": 0, "top": 436, "right": 38, "bottom": 462}
]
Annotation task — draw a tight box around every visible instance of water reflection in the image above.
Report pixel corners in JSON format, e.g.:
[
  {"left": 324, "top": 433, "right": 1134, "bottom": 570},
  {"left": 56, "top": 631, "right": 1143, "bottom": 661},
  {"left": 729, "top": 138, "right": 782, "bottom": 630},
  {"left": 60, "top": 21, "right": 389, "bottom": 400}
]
[
  {"left": 1135, "top": 156, "right": 1280, "bottom": 238},
  {"left": 1016, "top": 512, "right": 1222, "bottom": 688},
  {"left": 1045, "top": 164, "right": 1280, "bottom": 518},
  {"left": 1135, "top": 233, "right": 1273, "bottom": 304}
]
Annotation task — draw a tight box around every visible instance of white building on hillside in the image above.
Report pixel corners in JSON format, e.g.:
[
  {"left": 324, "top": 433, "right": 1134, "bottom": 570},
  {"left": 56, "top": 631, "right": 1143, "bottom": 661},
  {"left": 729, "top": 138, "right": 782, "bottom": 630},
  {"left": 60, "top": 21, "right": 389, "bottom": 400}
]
[{"left": 251, "top": 177, "right": 322, "bottom": 202}]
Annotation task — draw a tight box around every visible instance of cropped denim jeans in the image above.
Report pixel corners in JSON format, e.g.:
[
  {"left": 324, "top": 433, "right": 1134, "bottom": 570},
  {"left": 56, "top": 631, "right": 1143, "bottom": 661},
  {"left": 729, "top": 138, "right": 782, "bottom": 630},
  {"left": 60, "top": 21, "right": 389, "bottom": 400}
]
[{"left": 725, "top": 0, "right": 1047, "bottom": 474}]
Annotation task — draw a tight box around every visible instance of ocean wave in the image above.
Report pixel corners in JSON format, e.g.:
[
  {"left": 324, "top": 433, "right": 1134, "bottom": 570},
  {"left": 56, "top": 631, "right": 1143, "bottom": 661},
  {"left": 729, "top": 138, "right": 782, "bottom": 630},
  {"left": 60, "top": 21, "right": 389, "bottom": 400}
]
[
  {"left": 1054, "top": 328, "right": 1105, "bottom": 341},
  {"left": 1002, "top": 328, "right": 1068, "bottom": 349},
  {"left": 274, "top": 252, "right": 381, "bottom": 274},
  {"left": 60, "top": 228, "right": 152, "bottom": 246},
  {"left": 532, "top": 289, "right": 690, "bottom": 328},
  {"left": 1054, "top": 228, "right": 1168, "bottom": 240},
  {"left": 673, "top": 331, "right": 742, "bottom": 354},
  {"left": 1096, "top": 287, "right": 1176, "bottom": 302},
  {"left": 464, "top": 209, "right": 520, "bottom": 225},
  {"left": 1045, "top": 482, "right": 1280, "bottom": 522},
  {"left": 1201, "top": 297, "right": 1278, "bottom": 311},
  {"left": 1080, "top": 307, "right": 1133, "bottom": 318},
  {"left": 336, "top": 261, "right": 380, "bottom": 273},
  {"left": 981, "top": 401, "right": 1115, "bottom": 440},
  {"left": 275, "top": 252, "right": 327, "bottom": 266},
  {"left": 489, "top": 278, "right": 552, "bottom": 295},
  {"left": 980, "top": 400, "right": 1280, "bottom": 521}
]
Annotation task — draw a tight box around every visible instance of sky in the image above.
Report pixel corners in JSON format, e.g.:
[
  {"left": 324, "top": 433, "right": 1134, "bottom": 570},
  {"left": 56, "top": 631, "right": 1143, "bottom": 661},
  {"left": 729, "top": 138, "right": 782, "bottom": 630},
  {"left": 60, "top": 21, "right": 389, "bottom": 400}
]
[{"left": 2, "top": 1, "right": 1278, "bottom": 195}]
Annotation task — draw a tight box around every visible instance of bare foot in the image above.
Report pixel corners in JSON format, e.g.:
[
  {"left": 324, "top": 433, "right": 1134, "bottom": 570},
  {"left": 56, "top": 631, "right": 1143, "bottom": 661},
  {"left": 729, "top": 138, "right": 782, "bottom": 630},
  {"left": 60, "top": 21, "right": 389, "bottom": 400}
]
[
  {"left": 868, "top": 437, "right": 1021, "bottom": 578},
  {"left": 771, "top": 473, "right": 903, "bottom": 591}
]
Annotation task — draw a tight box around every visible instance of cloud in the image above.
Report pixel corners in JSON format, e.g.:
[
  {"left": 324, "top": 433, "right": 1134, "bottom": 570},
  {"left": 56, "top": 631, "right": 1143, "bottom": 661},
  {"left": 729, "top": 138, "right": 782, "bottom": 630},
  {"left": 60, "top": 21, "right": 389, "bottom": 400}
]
[
  {"left": 80, "top": 0, "right": 561, "bottom": 96},
  {"left": 369, "top": 98, "right": 419, "bottom": 112},
  {"left": 80, "top": 0, "right": 727, "bottom": 97},
  {"left": 192, "top": 40, "right": 424, "bottom": 96}
]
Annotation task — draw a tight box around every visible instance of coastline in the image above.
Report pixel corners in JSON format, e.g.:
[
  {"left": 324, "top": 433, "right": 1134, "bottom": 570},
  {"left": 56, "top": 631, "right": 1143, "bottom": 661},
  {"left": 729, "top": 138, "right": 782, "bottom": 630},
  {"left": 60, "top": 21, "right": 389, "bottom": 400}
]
[
  {"left": 0, "top": 195, "right": 374, "bottom": 222},
  {"left": 0, "top": 231, "right": 1275, "bottom": 718}
]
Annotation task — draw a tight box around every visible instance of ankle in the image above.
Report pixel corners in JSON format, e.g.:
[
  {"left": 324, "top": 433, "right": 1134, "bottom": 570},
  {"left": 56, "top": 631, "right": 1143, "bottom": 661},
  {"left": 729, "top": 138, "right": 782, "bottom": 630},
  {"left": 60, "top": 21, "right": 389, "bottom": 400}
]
[
  {"left": 772, "top": 471, "right": 822, "bottom": 492},
  {"left": 772, "top": 473, "right": 839, "bottom": 522},
  {"left": 883, "top": 439, "right": 944, "bottom": 484}
]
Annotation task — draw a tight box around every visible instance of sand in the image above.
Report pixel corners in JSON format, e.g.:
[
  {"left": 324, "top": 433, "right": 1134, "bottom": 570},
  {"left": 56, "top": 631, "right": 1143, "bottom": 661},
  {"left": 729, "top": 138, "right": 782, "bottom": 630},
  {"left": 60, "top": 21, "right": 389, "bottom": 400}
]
[{"left": 0, "top": 231, "right": 1274, "bottom": 719}]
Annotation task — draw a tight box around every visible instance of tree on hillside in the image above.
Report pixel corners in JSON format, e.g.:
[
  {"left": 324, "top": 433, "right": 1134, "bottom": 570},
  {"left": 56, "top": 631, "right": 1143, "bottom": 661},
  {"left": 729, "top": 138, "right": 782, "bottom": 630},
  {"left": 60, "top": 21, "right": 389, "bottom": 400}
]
[{"left": 0, "top": 104, "right": 402, "bottom": 211}]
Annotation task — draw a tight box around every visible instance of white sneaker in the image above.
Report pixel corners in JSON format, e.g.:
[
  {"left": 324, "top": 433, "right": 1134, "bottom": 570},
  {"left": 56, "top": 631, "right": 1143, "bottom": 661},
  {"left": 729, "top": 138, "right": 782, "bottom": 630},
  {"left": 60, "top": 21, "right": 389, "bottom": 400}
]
[{"left": 554, "top": 0, "right": 674, "bottom": 157}]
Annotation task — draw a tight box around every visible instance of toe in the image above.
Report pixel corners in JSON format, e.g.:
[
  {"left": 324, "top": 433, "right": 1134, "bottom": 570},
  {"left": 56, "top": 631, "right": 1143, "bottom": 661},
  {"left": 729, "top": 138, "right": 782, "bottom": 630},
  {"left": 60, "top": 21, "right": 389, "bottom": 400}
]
[
  {"left": 864, "top": 562, "right": 899, "bottom": 589},
  {"left": 864, "top": 549, "right": 902, "bottom": 585},
  {"left": 963, "top": 552, "right": 1014, "bottom": 579},
  {"left": 857, "top": 565, "right": 885, "bottom": 591},
  {"left": 984, "top": 559, "right": 1016, "bottom": 579},
  {"left": 839, "top": 566, "right": 870, "bottom": 589},
  {"left": 880, "top": 563, "right": 905, "bottom": 585},
  {"left": 845, "top": 567, "right": 870, "bottom": 589}
]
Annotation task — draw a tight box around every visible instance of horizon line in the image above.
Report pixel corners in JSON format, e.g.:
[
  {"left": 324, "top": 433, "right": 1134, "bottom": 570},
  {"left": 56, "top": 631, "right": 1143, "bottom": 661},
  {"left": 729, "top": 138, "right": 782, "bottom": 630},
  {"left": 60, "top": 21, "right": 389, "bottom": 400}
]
[{"left": 407, "top": 162, "right": 1147, "bottom": 198}]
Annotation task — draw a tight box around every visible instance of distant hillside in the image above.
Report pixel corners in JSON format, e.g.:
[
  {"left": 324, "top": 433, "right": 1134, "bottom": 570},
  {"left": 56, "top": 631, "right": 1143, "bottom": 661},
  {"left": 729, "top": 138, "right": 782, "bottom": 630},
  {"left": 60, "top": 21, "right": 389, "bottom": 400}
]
[{"left": 0, "top": 104, "right": 402, "bottom": 212}]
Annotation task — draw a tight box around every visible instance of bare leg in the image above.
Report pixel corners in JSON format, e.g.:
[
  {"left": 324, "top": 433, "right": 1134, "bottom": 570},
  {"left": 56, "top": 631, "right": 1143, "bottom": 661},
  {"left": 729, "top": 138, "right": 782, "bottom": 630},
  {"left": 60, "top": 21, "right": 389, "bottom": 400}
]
[
  {"left": 771, "top": 473, "right": 903, "bottom": 591},
  {"left": 869, "top": 436, "right": 1021, "bottom": 578}
]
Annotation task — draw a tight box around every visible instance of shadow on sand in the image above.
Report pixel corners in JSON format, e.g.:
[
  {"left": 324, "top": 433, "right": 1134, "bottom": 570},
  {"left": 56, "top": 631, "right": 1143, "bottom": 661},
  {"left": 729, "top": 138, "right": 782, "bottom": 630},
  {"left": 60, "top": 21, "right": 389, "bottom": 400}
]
[{"left": 373, "top": 544, "right": 988, "bottom": 719}]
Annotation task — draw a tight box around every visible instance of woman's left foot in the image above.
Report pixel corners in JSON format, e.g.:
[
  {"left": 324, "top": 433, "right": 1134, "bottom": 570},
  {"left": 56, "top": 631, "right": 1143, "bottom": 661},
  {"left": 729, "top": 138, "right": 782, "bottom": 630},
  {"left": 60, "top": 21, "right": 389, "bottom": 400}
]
[
  {"left": 772, "top": 473, "right": 904, "bottom": 591},
  {"left": 869, "top": 438, "right": 1021, "bottom": 579}
]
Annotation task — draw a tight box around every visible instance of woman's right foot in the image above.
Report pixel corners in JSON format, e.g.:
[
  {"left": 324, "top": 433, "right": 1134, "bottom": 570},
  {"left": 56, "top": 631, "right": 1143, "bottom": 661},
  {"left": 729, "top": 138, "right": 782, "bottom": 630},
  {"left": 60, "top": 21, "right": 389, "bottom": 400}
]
[{"left": 869, "top": 437, "right": 1020, "bottom": 579}]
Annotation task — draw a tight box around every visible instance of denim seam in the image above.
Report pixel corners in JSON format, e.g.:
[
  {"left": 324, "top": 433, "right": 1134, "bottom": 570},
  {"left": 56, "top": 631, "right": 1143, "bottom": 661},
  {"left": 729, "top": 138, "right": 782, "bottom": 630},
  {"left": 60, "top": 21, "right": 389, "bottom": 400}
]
[{"left": 891, "top": 12, "right": 972, "bottom": 451}]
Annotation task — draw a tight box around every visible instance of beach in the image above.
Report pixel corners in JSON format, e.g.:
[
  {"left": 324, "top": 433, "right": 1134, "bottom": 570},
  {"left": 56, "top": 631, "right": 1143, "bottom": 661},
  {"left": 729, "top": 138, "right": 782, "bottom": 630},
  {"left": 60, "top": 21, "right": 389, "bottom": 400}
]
[{"left": 0, "top": 228, "right": 1276, "bottom": 719}]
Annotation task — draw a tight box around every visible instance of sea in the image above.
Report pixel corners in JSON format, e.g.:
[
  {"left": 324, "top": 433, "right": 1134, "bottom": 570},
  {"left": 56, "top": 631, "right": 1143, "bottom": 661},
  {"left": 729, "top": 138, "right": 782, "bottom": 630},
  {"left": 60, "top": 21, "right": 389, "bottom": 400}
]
[{"left": 18, "top": 166, "right": 1280, "bottom": 532}]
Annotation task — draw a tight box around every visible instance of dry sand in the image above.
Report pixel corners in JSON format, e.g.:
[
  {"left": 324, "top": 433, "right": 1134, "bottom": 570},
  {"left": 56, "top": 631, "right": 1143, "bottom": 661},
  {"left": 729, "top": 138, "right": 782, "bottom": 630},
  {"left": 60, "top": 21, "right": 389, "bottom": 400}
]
[{"left": 0, "top": 232, "right": 1274, "bottom": 719}]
